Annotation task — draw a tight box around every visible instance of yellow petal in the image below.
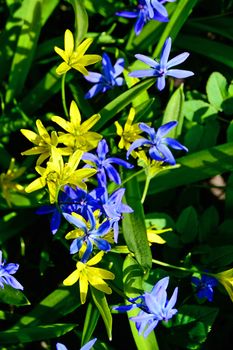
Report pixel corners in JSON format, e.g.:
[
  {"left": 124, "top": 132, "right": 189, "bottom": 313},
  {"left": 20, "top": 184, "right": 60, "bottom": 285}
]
[
  {"left": 52, "top": 116, "right": 73, "bottom": 133},
  {"left": 21, "top": 129, "right": 40, "bottom": 144},
  {"left": 87, "top": 273, "right": 112, "bottom": 294},
  {"left": 36, "top": 119, "right": 50, "bottom": 143},
  {"left": 65, "top": 229, "right": 83, "bottom": 240},
  {"left": 54, "top": 46, "right": 68, "bottom": 62},
  {"left": 79, "top": 273, "right": 89, "bottom": 304},
  {"left": 69, "top": 100, "right": 81, "bottom": 127},
  {"left": 88, "top": 267, "right": 115, "bottom": 280},
  {"left": 64, "top": 29, "right": 74, "bottom": 57},
  {"left": 67, "top": 149, "right": 83, "bottom": 172},
  {"left": 147, "top": 232, "right": 166, "bottom": 244},
  {"left": 79, "top": 54, "right": 102, "bottom": 66},
  {"left": 47, "top": 181, "right": 58, "bottom": 204},
  {"left": 80, "top": 114, "right": 101, "bottom": 133},
  {"left": 63, "top": 269, "right": 80, "bottom": 286},
  {"left": 69, "top": 168, "right": 96, "bottom": 185},
  {"left": 36, "top": 152, "right": 50, "bottom": 166},
  {"left": 21, "top": 146, "right": 47, "bottom": 156},
  {"left": 56, "top": 62, "right": 71, "bottom": 75},
  {"left": 76, "top": 38, "right": 93, "bottom": 57},
  {"left": 25, "top": 177, "right": 45, "bottom": 193},
  {"left": 87, "top": 251, "right": 104, "bottom": 266},
  {"left": 71, "top": 63, "right": 89, "bottom": 75},
  {"left": 125, "top": 107, "right": 136, "bottom": 131},
  {"left": 114, "top": 121, "right": 123, "bottom": 137}
]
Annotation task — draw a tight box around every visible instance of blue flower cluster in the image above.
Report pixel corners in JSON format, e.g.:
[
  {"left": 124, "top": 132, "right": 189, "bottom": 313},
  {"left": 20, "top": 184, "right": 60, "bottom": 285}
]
[
  {"left": 0, "top": 250, "right": 23, "bottom": 290},
  {"left": 37, "top": 139, "right": 133, "bottom": 262},
  {"left": 114, "top": 277, "right": 178, "bottom": 337}
]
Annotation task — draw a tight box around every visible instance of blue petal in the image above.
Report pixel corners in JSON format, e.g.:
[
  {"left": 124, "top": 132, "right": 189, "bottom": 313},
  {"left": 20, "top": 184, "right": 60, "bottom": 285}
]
[
  {"left": 163, "top": 137, "right": 188, "bottom": 152},
  {"left": 105, "top": 163, "right": 121, "bottom": 184},
  {"left": 63, "top": 213, "right": 87, "bottom": 232},
  {"left": 82, "top": 152, "right": 99, "bottom": 165},
  {"left": 167, "top": 52, "right": 190, "bottom": 69},
  {"left": 113, "top": 304, "right": 138, "bottom": 312},
  {"left": 70, "top": 237, "right": 84, "bottom": 254},
  {"left": 97, "top": 139, "right": 108, "bottom": 160},
  {"left": 113, "top": 58, "right": 124, "bottom": 77},
  {"left": 156, "top": 121, "right": 178, "bottom": 139},
  {"left": 139, "top": 123, "right": 156, "bottom": 141},
  {"left": 106, "top": 157, "right": 134, "bottom": 169},
  {"left": 157, "top": 75, "right": 166, "bottom": 90},
  {"left": 113, "top": 221, "right": 120, "bottom": 243},
  {"left": 134, "top": 11, "right": 145, "bottom": 35},
  {"left": 160, "top": 37, "right": 171, "bottom": 67},
  {"left": 116, "top": 10, "right": 138, "bottom": 18},
  {"left": 151, "top": 0, "right": 168, "bottom": 17},
  {"left": 95, "top": 220, "right": 111, "bottom": 236},
  {"left": 108, "top": 188, "right": 125, "bottom": 204},
  {"left": 4, "top": 263, "right": 19, "bottom": 274},
  {"left": 80, "top": 239, "right": 93, "bottom": 262},
  {"left": 93, "top": 237, "right": 111, "bottom": 251},
  {"left": 148, "top": 146, "right": 164, "bottom": 161},
  {"left": 56, "top": 343, "right": 68, "bottom": 350},
  {"left": 135, "top": 54, "right": 159, "bottom": 69},
  {"left": 102, "top": 53, "right": 114, "bottom": 83},
  {"left": 115, "top": 77, "right": 124, "bottom": 86},
  {"left": 126, "top": 138, "right": 152, "bottom": 158},
  {"left": 151, "top": 276, "right": 169, "bottom": 296},
  {"left": 165, "top": 287, "right": 178, "bottom": 313},
  {"left": 166, "top": 69, "right": 194, "bottom": 78},
  {"left": 80, "top": 338, "right": 97, "bottom": 350},
  {"left": 85, "top": 83, "right": 105, "bottom": 99},
  {"left": 84, "top": 71, "right": 103, "bottom": 83},
  {"left": 157, "top": 143, "right": 176, "bottom": 165},
  {"left": 3, "top": 275, "right": 24, "bottom": 290},
  {"left": 50, "top": 210, "right": 61, "bottom": 235},
  {"left": 129, "top": 69, "right": 157, "bottom": 78},
  {"left": 36, "top": 205, "right": 55, "bottom": 214}
]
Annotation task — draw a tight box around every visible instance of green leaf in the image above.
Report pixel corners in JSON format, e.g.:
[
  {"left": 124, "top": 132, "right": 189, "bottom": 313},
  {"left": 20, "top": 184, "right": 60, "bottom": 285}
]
[
  {"left": 66, "top": 0, "right": 88, "bottom": 46},
  {"left": 0, "top": 324, "right": 75, "bottom": 344},
  {"left": 5, "top": 0, "right": 59, "bottom": 103},
  {"left": 202, "top": 245, "right": 233, "bottom": 268},
  {"left": 176, "top": 35, "right": 233, "bottom": 70},
  {"left": 94, "top": 78, "right": 155, "bottom": 131},
  {"left": 147, "top": 142, "right": 233, "bottom": 194},
  {"left": 13, "top": 285, "right": 81, "bottom": 328},
  {"left": 0, "top": 285, "right": 30, "bottom": 306},
  {"left": 176, "top": 206, "right": 198, "bottom": 244},
  {"left": 81, "top": 302, "right": 100, "bottom": 346},
  {"left": 90, "top": 287, "right": 112, "bottom": 341},
  {"left": 123, "top": 255, "right": 159, "bottom": 350},
  {"left": 122, "top": 175, "right": 152, "bottom": 272},
  {"left": 206, "top": 72, "right": 228, "bottom": 111},
  {"left": 153, "top": 0, "right": 198, "bottom": 57},
  {"left": 199, "top": 206, "right": 219, "bottom": 242},
  {"left": 184, "top": 100, "right": 217, "bottom": 122},
  {"left": 162, "top": 84, "right": 185, "bottom": 137}
]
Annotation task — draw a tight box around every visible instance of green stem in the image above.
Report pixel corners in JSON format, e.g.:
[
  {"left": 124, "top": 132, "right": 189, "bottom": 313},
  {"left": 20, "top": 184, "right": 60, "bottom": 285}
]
[
  {"left": 152, "top": 259, "right": 216, "bottom": 277},
  {"left": 61, "top": 73, "right": 69, "bottom": 117},
  {"left": 141, "top": 176, "right": 151, "bottom": 204},
  {"left": 118, "top": 167, "right": 146, "bottom": 188}
]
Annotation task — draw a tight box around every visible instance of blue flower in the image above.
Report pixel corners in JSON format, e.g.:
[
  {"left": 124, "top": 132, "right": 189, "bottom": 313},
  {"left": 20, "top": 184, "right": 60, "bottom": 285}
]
[
  {"left": 103, "top": 188, "right": 133, "bottom": 243},
  {"left": 82, "top": 139, "right": 133, "bottom": 186},
  {"left": 116, "top": 0, "right": 169, "bottom": 35},
  {"left": 84, "top": 53, "right": 124, "bottom": 99},
  {"left": 63, "top": 211, "right": 111, "bottom": 262},
  {"left": 192, "top": 274, "right": 218, "bottom": 302},
  {"left": 56, "top": 338, "right": 97, "bottom": 350},
  {"left": 129, "top": 37, "right": 194, "bottom": 90},
  {"left": 126, "top": 121, "right": 188, "bottom": 165},
  {"left": 114, "top": 277, "right": 178, "bottom": 337},
  {"left": 0, "top": 250, "right": 23, "bottom": 290}
]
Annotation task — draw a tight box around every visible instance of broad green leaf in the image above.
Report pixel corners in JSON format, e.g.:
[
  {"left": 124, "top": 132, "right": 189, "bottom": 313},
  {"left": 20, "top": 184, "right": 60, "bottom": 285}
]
[
  {"left": 6, "top": 0, "right": 59, "bottom": 103},
  {"left": 90, "top": 287, "right": 112, "bottom": 341},
  {"left": 123, "top": 255, "right": 159, "bottom": 350},
  {"left": 206, "top": 72, "right": 228, "bottom": 111},
  {"left": 162, "top": 84, "right": 185, "bottom": 137},
  {"left": 94, "top": 78, "right": 155, "bottom": 131},
  {"left": 0, "top": 324, "right": 75, "bottom": 344},
  {"left": 176, "top": 206, "right": 198, "bottom": 244},
  {"left": 153, "top": 0, "right": 198, "bottom": 57},
  {"left": 184, "top": 100, "right": 217, "bottom": 122},
  {"left": 227, "top": 121, "right": 233, "bottom": 142},
  {"left": 201, "top": 245, "right": 233, "bottom": 268},
  {"left": 147, "top": 142, "right": 233, "bottom": 194},
  {"left": 13, "top": 285, "right": 81, "bottom": 328},
  {"left": 0, "top": 285, "right": 30, "bottom": 306},
  {"left": 122, "top": 175, "right": 152, "bottom": 272},
  {"left": 222, "top": 97, "right": 233, "bottom": 115},
  {"left": 67, "top": 0, "right": 88, "bottom": 46},
  {"left": 199, "top": 206, "right": 219, "bottom": 243},
  {"left": 81, "top": 302, "right": 100, "bottom": 346},
  {"left": 176, "top": 35, "right": 233, "bottom": 70}
]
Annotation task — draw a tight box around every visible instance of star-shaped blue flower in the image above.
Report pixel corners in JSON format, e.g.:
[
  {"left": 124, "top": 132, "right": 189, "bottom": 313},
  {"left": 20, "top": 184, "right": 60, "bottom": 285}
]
[
  {"left": 103, "top": 188, "right": 133, "bottom": 243},
  {"left": 56, "top": 338, "right": 97, "bottom": 350},
  {"left": 114, "top": 276, "right": 178, "bottom": 337},
  {"left": 116, "top": 0, "right": 170, "bottom": 35},
  {"left": 192, "top": 274, "right": 218, "bottom": 302},
  {"left": 129, "top": 37, "right": 194, "bottom": 90},
  {"left": 82, "top": 139, "right": 133, "bottom": 186},
  {"left": 84, "top": 53, "right": 125, "bottom": 99},
  {"left": 126, "top": 121, "right": 188, "bottom": 165},
  {"left": 0, "top": 250, "right": 23, "bottom": 290},
  {"left": 63, "top": 211, "right": 111, "bottom": 262}
]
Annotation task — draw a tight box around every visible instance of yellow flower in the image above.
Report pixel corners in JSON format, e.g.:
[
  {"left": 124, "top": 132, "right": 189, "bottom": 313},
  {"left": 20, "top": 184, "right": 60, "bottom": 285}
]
[
  {"left": 147, "top": 226, "right": 172, "bottom": 245},
  {"left": 21, "top": 119, "right": 71, "bottom": 165},
  {"left": 25, "top": 147, "right": 96, "bottom": 203},
  {"left": 52, "top": 100, "right": 102, "bottom": 152},
  {"left": 63, "top": 251, "right": 115, "bottom": 304},
  {"left": 0, "top": 158, "right": 25, "bottom": 206},
  {"left": 215, "top": 268, "right": 233, "bottom": 302},
  {"left": 114, "top": 107, "right": 142, "bottom": 151},
  {"left": 54, "top": 29, "right": 102, "bottom": 75}
]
